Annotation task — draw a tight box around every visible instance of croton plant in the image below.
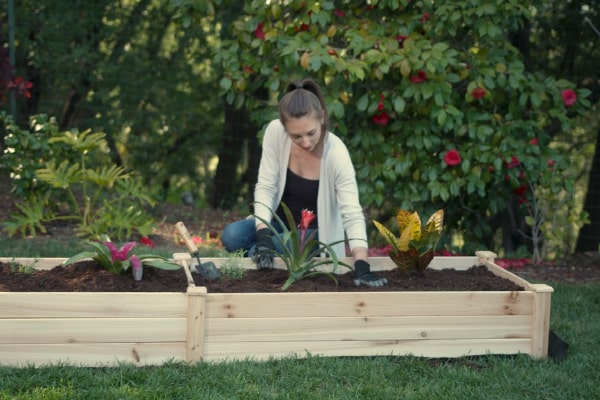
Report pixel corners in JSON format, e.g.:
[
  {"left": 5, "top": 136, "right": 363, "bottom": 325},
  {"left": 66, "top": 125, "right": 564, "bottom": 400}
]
[{"left": 373, "top": 209, "right": 444, "bottom": 274}]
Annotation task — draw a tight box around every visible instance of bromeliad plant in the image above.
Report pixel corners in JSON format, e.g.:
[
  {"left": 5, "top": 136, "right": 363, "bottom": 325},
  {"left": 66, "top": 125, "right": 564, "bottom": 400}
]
[
  {"left": 254, "top": 202, "right": 351, "bottom": 291},
  {"left": 373, "top": 209, "right": 444, "bottom": 274},
  {"left": 64, "top": 236, "right": 180, "bottom": 281}
]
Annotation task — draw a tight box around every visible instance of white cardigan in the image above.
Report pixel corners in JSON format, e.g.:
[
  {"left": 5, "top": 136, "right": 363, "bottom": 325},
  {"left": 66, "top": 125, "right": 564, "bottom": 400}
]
[{"left": 254, "top": 119, "right": 368, "bottom": 257}]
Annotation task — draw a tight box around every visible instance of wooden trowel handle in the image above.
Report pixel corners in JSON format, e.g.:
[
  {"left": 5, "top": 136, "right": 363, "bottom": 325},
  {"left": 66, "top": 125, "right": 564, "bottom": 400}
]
[{"left": 175, "top": 221, "right": 199, "bottom": 254}]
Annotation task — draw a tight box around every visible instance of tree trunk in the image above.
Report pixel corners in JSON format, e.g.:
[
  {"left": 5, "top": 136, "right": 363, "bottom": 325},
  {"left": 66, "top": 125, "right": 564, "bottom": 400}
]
[
  {"left": 210, "top": 103, "right": 255, "bottom": 209},
  {"left": 575, "top": 127, "right": 600, "bottom": 252}
]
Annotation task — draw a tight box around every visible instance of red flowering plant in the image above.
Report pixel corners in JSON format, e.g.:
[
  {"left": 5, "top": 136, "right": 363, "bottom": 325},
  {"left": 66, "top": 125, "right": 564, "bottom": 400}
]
[
  {"left": 253, "top": 201, "right": 351, "bottom": 290},
  {"left": 64, "top": 235, "right": 180, "bottom": 281}
]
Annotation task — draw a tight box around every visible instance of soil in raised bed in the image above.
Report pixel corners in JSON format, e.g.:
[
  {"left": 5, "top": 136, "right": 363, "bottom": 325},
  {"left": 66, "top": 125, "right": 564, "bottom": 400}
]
[{"left": 0, "top": 261, "right": 524, "bottom": 292}]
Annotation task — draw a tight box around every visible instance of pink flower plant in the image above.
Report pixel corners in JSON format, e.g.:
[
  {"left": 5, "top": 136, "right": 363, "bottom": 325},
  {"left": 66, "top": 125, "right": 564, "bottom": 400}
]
[{"left": 64, "top": 236, "right": 180, "bottom": 279}]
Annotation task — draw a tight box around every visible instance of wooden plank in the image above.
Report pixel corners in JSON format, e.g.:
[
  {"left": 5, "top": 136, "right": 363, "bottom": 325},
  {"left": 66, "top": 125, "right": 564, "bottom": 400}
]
[
  {"left": 530, "top": 284, "right": 553, "bottom": 358},
  {"left": 481, "top": 261, "right": 545, "bottom": 290},
  {"left": 0, "top": 318, "right": 186, "bottom": 344},
  {"left": 186, "top": 286, "right": 207, "bottom": 362},
  {"left": 0, "top": 342, "right": 186, "bottom": 367},
  {"left": 205, "top": 291, "right": 534, "bottom": 318},
  {"left": 203, "top": 315, "right": 531, "bottom": 342},
  {"left": 202, "top": 339, "right": 532, "bottom": 361},
  {"left": 0, "top": 292, "right": 187, "bottom": 318},
  {"left": 0, "top": 257, "right": 67, "bottom": 271}
]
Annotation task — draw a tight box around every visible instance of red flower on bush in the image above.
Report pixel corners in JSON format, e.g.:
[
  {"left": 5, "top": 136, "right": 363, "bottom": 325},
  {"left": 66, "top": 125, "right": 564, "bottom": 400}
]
[
  {"left": 8, "top": 76, "right": 33, "bottom": 99},
  {"left": 372, "top": 112, "right": 390, "bottom": 125},
  {"left": 513, "top": 184, "right": 527, "bottom": 196},
  {"left": 471, "top": 87, "right": 486, "bottom": 100},
  {"left": 254, "top": 23, "right": 265, "bottom": 40},
  {"left": 443, "top": 150, "right": 461, "bottom": 166},
  {"left": 377, "top": 94, "right": 385, "bottom": 110},
  {"left": 395, "top": 35, "right": 408, "bottom": 48},
  {"left": 561, "top": 89, "right": 576, "bottom": 107},
  {"left": 410, "top": 70, "right": 426, "bottom": 83},
  {"left": 243, "top": 65, "right": 255, "bottom": 74},
  {"left": 334, "top": 9, "right": 345, "bottom": 17},
  {"left": 296, "top": 23, "right": 309, "bottom": 32},
  {"left": 529, "top": 137, "right": 538, "bottom": 145},
  {"left": 505, "top": 156, "right": 520, "bottom": 169},
  {"left": 420, "top": 12, "right": 431, "bottom": 23},
  {"left": 140, "top": 237, "right": 155, "bottom": 248}
]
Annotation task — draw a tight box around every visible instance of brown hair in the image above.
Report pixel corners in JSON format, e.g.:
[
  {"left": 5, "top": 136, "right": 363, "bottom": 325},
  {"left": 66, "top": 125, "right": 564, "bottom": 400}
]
[{"left": 278, "top": 78, "right": 328, "bottom": 136}]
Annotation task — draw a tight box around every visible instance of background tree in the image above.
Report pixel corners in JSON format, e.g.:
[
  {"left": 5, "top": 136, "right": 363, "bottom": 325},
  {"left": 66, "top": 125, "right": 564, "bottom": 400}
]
[
  {"left": 524, "top": 0, "right": 599, "bottom": 253},
  {"left": 4, "top": 0, "right": 225, "bottom": 203}
]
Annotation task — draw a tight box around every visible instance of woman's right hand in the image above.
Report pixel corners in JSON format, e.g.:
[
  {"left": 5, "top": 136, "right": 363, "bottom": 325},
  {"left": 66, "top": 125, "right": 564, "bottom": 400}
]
[{"left": 254, "top": 228, "right": 274, "bottom": 269}]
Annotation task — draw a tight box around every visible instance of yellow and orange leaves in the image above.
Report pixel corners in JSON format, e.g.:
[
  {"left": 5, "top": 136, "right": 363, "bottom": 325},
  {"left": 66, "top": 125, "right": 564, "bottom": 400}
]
[{"left": 373, "top": 209, "right": 444, "bottom": 273}]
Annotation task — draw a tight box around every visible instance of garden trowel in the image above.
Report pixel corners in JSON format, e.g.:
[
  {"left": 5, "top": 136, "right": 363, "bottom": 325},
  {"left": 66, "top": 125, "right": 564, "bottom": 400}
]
[{"left": 175, "top": 221, "right": 220, "bottom": 280}]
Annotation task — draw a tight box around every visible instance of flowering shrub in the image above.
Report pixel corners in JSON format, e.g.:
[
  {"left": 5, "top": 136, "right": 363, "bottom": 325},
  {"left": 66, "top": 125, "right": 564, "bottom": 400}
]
[
  {"left": 254, "top": 202, "right": 350, "bottom": 291},
  {"left": 64, "top": 236, "right": 180, "bottom": 281},
  {"left": 373, "top": 209, "right": 444, "bottom": 274},
  {"left": 210, "top": 0, "right": 591, "bottom": 258}
]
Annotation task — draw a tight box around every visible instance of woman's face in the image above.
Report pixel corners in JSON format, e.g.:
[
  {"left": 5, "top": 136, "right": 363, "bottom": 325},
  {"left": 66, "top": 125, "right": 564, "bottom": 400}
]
[{"left": 284, "top": 115, "right": 323, "bottom": 154}]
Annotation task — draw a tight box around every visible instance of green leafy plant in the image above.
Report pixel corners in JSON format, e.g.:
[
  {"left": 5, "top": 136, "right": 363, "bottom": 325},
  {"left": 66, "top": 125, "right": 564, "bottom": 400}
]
[
  {"left": 219, "top": 249, "right": 247, "bottom": 281},
  {"left": 2, "top": 115, "right": 156, "bottom": 240},
  {"left": 7, "top": 258, "right": 38, "bottom": 274},
  {"left": 254, "top": 202, "right": 351, "bottom": 291},
  {"left": 64, "top": 236, "right": 180, "bottom": 281},
  {"left": 373, "top": 209, "right": 444, "bottom": 274}
]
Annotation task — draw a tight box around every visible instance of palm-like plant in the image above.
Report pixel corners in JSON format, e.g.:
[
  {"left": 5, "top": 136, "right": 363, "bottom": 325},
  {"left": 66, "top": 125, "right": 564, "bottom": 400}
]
[{"left": 373, "top": 209, "right": 444, "bottom": 274}]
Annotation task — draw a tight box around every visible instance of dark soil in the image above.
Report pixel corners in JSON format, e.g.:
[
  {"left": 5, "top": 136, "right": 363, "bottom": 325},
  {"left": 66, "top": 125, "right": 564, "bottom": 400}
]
[
  {"left": 1, "top": 173, "right": 599, "bottom": 290},
  {"left": 0, "top": 260, "right": 524, "bottom": 293}
]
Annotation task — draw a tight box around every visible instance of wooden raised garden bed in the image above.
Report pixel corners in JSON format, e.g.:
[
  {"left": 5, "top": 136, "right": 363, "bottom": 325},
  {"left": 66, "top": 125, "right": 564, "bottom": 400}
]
[{"left": 0, "top": 251, "right": 553, "bottom": 366}]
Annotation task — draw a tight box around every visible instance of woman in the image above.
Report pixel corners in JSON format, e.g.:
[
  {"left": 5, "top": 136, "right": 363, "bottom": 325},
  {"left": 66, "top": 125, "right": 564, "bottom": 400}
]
[{"left": 221, "top": 78, "right": 387, "bottom": 287}]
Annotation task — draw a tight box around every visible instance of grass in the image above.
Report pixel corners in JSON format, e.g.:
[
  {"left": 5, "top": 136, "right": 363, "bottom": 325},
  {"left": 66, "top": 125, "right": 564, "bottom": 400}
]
[{"left": 0, "top": 282, "right": 598, "bottom": 399}]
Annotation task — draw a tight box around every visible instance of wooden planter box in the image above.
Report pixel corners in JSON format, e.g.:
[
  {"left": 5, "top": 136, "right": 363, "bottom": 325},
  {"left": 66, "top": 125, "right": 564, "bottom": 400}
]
[{"left": 0, "top": 251, "right": 553, "bottom": 366}]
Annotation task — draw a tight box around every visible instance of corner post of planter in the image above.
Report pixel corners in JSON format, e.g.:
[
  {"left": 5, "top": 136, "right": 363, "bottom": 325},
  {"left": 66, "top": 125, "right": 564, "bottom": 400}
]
[
  {"left": 186, "top": 286, "right": 207, "bottom": 363},
  {"left": 476, "top": 250, "right": 497, "bottom": 264},
  {"left": 530, "top": 283, "right": 554, "bottom": 359}
]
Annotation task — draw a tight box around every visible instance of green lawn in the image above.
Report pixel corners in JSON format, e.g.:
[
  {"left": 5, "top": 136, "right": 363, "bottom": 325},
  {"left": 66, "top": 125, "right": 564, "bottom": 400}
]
[{"left": 1, "top": 282, "right": 598, "bottom": 399}]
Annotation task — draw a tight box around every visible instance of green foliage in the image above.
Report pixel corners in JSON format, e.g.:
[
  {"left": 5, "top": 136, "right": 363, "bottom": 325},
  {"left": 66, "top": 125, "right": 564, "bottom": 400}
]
[
  {"left": 0, "top": 113, "right": 80, "bottom": 200},
  {"left": 11, "top": 1, "right": 223, "bottom": 203},
  {"left": 218, "top": 249, "right": 247, "bottom": 280},
  {"left": 212, "top": 0, "right": 591, "bottom": 257},
  {"left": 1, "top": 114, "right": 156, "bottom": 240},
  {"left": 254, "top": 202, "right": 350, "bottom": 290}
]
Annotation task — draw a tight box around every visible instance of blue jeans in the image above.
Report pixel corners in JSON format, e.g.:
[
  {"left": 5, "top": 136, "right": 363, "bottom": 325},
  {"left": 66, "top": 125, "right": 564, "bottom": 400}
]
[{"left": 221, "top": 217, "right": 318, "bottom": 256}]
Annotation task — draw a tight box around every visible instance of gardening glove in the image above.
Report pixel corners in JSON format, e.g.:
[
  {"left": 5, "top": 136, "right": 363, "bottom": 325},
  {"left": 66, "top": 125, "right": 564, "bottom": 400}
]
[
  {"left": 253, "top": 227, "right": 274, "bottom": 269},
  {"left": 353, "top": 260, "right": 388, "bottom": 287}
]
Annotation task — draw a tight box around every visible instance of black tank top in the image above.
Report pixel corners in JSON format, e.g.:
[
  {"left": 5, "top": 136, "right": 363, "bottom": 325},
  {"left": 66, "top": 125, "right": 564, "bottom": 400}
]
[{"left": 275, "top": 168, "right": 319, "bottom": 229}]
